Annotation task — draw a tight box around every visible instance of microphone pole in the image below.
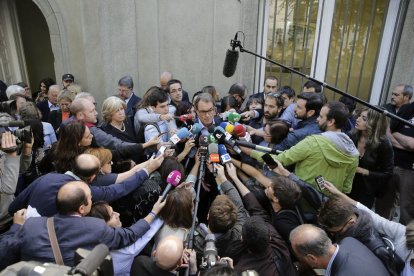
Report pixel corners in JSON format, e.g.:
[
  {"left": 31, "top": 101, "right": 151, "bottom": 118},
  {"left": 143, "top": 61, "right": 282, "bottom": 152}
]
[
  {"left": 184, "top": 148, "right": 207, "bottom": 276},
  {"left": 230, "top": 37, "right": 414, "bottom": 128}
]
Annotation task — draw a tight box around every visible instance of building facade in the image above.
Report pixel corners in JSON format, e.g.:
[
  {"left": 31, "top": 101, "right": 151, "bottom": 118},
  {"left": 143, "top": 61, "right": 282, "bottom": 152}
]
[{"left": 0, "top": 0, "right": 413, "bottom": 106}]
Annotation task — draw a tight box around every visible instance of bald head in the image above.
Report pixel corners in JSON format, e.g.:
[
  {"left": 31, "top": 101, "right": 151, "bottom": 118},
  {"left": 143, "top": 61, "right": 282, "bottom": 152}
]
[
  {"left": 57, "top": 181, "right": 91, "bottom": 215},
  {"left": 290, "top": 224, "right": 332, "bottom": 258},
  {"left": 154, "top": 235, "right": 184, "bottom": 271},
  {"left": 73, "top": 154, "right": 100, "bottom": 182},
  {"left": 160, "top": 72, "right": 173, "bottom": 90}
]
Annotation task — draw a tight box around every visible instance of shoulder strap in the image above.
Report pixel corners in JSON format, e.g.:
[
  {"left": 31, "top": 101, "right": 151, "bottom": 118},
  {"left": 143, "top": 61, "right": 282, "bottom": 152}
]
[{"left": 47, "top": 217, "right": 64, "bottom": 265}]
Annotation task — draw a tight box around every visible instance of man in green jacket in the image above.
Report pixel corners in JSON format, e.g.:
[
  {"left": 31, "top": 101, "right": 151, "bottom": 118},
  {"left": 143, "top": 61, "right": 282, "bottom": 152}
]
[{"left": 252, "top": 101, "right": 359, "bottom": 194}]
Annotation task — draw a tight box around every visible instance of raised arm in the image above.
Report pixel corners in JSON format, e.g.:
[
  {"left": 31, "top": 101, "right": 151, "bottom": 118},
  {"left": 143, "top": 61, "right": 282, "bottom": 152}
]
[{"left": 231, "top": 158, "right": 272, "bottom": 188}]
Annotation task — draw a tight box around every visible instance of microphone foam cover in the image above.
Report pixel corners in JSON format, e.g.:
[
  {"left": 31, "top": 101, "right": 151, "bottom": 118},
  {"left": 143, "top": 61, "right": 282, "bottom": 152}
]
[
  {"left": 208, "top": 143, "right": 219, "bottom": 154},
  {"left": 176, "top": 128, "right": 190, "bottom": 139},
  {"left": 219, "top": 122, "right": 228, "bottom": 129},
  {"left": 223, "top": 49, "right": 239, "bottom": 78},
  {"left": 166, "top": 170, "right": 182, "bottom": 186},
  {"left": 228, "top": 113, "right": 241, "bottom": 123},
  {"left": 233, "top": 124, "right": 246, "bottom": 137},
  {"left": 191, "top": 123, "right": 202, "bottom": 135},
  {"left": 214, "top": 126, "right": 226, "bottom": 133},
  {"left": 225, "top": 124, "right": 234, "bottom": 134},
  {"left": 218, "top": 144, "right": 228, "bottom": 155}
]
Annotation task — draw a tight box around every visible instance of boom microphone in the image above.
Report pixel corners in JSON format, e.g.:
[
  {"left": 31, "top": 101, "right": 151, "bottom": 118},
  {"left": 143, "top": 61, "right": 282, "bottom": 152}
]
[
  {"left": 223, "top": 33, "right": 239, "bottom": 78},
  {"left": 235, "top": 140, "right": 282, "bottom": 154},
  {"left": 161, "top": 170, "right": 182, "bottom": 201}
]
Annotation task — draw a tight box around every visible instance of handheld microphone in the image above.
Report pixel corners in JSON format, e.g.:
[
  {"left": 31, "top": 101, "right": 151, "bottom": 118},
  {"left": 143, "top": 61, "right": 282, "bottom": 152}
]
[
  {"left": 228, "top": 112, "right": 241, "bottom": 123},
  {"left": 223, "top": 33, "right": 239, "bottom": 78},
  {"left": 161, "top": 170, "right": 182, "bottom": 201},
  {"left": 170, "top": 127, "right": 190, "bottom": 144},
  {"left": 225, "top": 123, "right": 234, "bottom": 135},
  {"left": 213, "top": 126, "right": 241, "bottom": 154},
  {"left": 235, "top": 140, "right": 282, "bottom": 154},
  {"left": 185, "top": 123, "right": 202, "bottom": 168},
  {"left": 174, "top": 114, "right": 194, "bottom": 122},
  {"left": 218, "top": 144, "right": 231, "bottom": 164},
  {"left": 0, "top": 120, "right": 25, "bottom": 128},
  {"left": 190, "top": 123, "right": 202, "bottom": 136},
  {"left": 186, "top": 123, "right": 203, "bottom": 161},
  {"left": 233, "top": 124, "right": 251, "bottom": 142},
  {"left": 220, "top": 111, "right": 230, "bottom": 121},
  {"left": 219, "top": 122, "right": 229, "bottom": 129},
  {"left": 208, "top": 134, "right": 218, "bottom": 144},
  {"left": 199, "top": 135, "right": 209, "bottom": 155},
  {"left": 208, "top": 143, "right": 220, "bottom": 177}
]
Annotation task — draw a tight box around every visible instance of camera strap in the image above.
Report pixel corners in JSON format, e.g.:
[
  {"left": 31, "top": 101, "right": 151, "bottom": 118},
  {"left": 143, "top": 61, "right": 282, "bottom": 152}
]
[{"left": 47, "top": 217, "right": 65, "bottom": 265}]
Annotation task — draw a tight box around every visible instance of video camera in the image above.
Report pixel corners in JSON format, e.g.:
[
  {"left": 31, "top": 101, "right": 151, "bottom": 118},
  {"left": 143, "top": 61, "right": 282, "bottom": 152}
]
[
  {"left": 0, "top": 244, "right": 113, "bottom": 276},
  {"left": 199, "top": 234, "right": 229, "bottom": 271},
  {"left": 0, "top": 118, "right": 32, "bottom": 145}
]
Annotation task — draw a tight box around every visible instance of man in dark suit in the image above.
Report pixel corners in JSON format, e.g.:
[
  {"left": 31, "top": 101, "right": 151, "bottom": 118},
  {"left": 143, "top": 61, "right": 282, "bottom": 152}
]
[
  {"left": 1, "top": 181, "right": 165, "bottom": 268},
  {"left": 37, "top": 84, "right": 60, "bottom": 122},
  {"left": 9, "top": 153, "right": 163, "bottom": 217},
  {"left": 117, "top": 76, "right": 142, "bottom": 124},
  {"left": 250, "top": 76, "right": 278, "bottom": 101},
  {"left": 290, "top": 224, "right": 389, "bottom": 276}
]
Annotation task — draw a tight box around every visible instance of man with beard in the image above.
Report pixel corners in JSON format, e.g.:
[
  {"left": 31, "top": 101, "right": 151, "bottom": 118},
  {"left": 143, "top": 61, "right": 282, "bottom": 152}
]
[
  {"left": 250, "top": 93, "right": 284, "bottom": 145},
  {"left": 266, "top": 92, "right": 323, "bottom": 151},
  {"left": 252, "top": 101, "right": 359, "bottom": 193}
]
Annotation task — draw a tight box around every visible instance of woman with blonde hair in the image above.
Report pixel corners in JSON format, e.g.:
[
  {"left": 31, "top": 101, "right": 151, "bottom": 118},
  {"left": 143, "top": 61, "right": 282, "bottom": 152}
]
[
  {"left": 85, "top": 147, "right": 151, "bottom": 185},
  {"left": 348, "top": 107, "right": 394, "bottom": 208},
  {"left": 100, "top": 96, "right": 138, "bottom": 142},
  {"left": 100, "top": 96, "right": 158, "bottom": 164},
  {"left": 49, "top": 90, "right": 74, "bottom": 132}
]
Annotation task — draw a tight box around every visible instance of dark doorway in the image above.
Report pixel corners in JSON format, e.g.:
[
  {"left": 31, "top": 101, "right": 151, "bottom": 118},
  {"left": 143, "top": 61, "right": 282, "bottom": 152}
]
[{"left": 15, "top": 0, "right": 55, "bottom": 95}]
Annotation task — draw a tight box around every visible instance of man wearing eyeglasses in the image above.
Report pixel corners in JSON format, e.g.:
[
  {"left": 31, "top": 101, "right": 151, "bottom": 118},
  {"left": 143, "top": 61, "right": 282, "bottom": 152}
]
[
  {"left": 166, "top": 79, "right": 190, "bottom": 108},
  {"left": 117, "top": 76, "right": 142, "bottom": 125},
  {"left": 317, "top": 198, "right": 404, "bottom": 276},
  {"left": 194, "top": 92, "right": 220, "bottom": 136}
]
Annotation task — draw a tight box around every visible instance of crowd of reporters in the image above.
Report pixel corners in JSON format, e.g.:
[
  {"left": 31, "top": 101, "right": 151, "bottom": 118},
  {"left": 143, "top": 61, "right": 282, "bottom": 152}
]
[{"left": 0, "top": 74, "right": 413, "bottom": 276}]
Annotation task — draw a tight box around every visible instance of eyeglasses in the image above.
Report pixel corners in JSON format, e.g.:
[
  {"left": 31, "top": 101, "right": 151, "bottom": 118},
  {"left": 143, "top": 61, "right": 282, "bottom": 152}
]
[
  {"left": 327, "top": 217, "right": 353, "bottom": 236},
  {"left": 197, "top": 108, "right": 215, "bottom": 116}
]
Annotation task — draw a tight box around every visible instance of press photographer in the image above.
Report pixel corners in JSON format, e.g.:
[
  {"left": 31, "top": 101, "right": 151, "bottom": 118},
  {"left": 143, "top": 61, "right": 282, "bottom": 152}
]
[{"left": 0, "top": 113, "right": 33, "bottom": 234}]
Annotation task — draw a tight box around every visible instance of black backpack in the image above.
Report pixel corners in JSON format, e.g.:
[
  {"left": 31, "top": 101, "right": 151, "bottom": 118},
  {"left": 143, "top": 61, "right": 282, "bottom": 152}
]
[{"left": 365, "top": 232, "right": 405, "bottom": 276}]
